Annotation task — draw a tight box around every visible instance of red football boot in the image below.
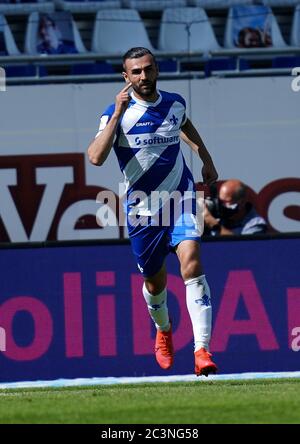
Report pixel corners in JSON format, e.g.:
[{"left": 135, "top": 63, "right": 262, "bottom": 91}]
[
  {"left": 155, "top": 324, "right": 174, "bottom": 370},
  {"left": 194, "top": 348, "right": 218, "bottom": 377}
]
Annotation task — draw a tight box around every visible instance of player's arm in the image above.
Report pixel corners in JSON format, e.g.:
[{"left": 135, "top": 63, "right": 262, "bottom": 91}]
[
  {"left": 180, "top": 118, "right": 218, "bottom": 186},
  {"left": 87, "top": 82, "right": 132, "bottom": 166}
]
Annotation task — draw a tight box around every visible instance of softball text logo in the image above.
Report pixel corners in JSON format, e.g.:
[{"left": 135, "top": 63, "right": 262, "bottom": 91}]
[
  {"left": 0, "top": 67, "right": 6, "bottom": 92},
  {"left": 0, "top": 327, "right": 6, "bottom": 352},
  {"left": 291, "top": 67, "right": 300, "bottom": 92}
]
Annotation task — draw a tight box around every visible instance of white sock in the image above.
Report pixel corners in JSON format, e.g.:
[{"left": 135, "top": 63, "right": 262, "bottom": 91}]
[
  {"left": 185, "top": 275, "right": 212, "bottom": 352},
  {"left": 143, "top": 284, "right": 170, "bottom": 332}
]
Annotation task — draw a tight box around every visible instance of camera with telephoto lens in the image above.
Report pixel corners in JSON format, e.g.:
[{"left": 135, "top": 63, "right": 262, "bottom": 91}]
[
  {"left": 204, "top": 184, "right": 221, "bottom": 219},
  {"left": 204, "top": 183, "right": 243, "bottom": 234}
]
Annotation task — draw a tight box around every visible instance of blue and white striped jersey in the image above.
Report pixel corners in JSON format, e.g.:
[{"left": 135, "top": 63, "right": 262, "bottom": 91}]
[{"left": 97, "top": 89, "right": 195, "bottom": 215}]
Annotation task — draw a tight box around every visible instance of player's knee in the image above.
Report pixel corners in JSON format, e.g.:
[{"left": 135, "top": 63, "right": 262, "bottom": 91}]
[
  {"left": 181, "top": 259, "right": 202, "bottom": 281},
  {"left": 144, "top": 274, "right": 167, "bottom": 295},
  {"left": 144, "top": 280, "right": 166, "bottom": 295},
  {"left": 144, "top": 265, "right": 167, "bottom": 295}
]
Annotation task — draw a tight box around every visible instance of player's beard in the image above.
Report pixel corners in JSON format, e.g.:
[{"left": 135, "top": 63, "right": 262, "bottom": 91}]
[{"left": 134, "top": 79, "right": 157, "bottom": 99}]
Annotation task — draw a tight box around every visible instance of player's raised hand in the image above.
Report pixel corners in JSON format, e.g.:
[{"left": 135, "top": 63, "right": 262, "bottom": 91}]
[{"left": 114, "top": 82, "right": 132, "bottom": 117}]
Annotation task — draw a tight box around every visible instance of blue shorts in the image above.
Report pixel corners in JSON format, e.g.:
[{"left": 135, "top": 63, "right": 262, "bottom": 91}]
[{"left": 127, "top": 212, "right": 202, "bottom": 277}]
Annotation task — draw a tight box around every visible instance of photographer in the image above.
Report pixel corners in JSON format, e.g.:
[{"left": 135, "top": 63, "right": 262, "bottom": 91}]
[{"left": 204, "top": 179, "right": 267, "bottom": 236}]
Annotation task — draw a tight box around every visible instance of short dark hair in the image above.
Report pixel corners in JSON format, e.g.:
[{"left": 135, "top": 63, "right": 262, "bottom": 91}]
[{"left": 122, "top": 47, "right": 156, "bottom": 70}]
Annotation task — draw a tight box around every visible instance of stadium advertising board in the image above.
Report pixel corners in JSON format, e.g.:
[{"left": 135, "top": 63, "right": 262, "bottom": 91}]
[{"left": 0, "top": 237, "right": 299, "bottom": 382}]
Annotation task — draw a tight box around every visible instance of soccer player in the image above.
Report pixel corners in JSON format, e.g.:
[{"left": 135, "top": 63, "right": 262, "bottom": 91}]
[{"left": 87, "top": 47, "right": 218, "bottom": 376}]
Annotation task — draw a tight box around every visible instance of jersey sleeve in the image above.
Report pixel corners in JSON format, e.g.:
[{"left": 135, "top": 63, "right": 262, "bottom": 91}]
[
  {"left": 95, "top": 104, "right": 116, "bottom": 138},
  {"left": 181, "top": 111, "right": 187, "bottom": 127},
  {"left": 175, "top": 94, "right": 187, "bottom": 128}
]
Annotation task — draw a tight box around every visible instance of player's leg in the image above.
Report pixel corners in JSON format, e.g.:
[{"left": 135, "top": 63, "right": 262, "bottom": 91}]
[
  {"left": 143, "top": 264, "right": 174, "bottom": 369},
  {"left": 176, "top": 239, "right": 212, "bottom": 351},
  {"left": 172, "top": 226, "right": 217, "bottom": 376},
  {"left": 143, "top": 263, "right": 169, "bottom": 332},
  {"left": 128, "top": 222, "right": 173, "bottom": 369}
]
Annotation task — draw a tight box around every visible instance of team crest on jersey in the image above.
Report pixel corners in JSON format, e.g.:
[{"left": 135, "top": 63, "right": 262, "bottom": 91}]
[{"left": 170, "top": 114, "right": 179, "bottom": 126}]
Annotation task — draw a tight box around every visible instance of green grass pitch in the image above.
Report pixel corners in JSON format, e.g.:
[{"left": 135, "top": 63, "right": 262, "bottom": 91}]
[{"left": 0, "top": 378, "right": 299, "bottom": 424}]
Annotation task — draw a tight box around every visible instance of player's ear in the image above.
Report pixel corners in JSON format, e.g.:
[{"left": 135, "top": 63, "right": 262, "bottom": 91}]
[{"left": 122, "top": 71, "right": 129, "bottom": 83}]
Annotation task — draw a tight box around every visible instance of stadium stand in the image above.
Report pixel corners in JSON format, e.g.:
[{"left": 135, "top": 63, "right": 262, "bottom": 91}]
[
  {"left": 91, "top": 8, "right": 154, "bottom": 54},
  {"left": 291, "top": 2, "right": 300, "bottom": 46},
  {"left": 22, "top": 10, "right": 92, "bottom": 76},
  {"left": 262, "top": 0, "right": 299, "bottom": 6},
  {"left": 122, "top": 0, "right": 187, "bottom": 10},
  {"left": 224, "top": 4, "right": 287, "bottom": 48},
  {"left": 271, "top": 3, "right": 300, "bottom": 67},
  {"left": 0, "top": 12, "right": 40, "bottom": 76},
  {"left": 187, "top": 0, "right": 254, "bottom": 7},
  {"left": 56, "top": 0, "right": 122, "bottom": 14},
  {"left": 25, "top": 11, "right": 86, "bottom": 54},
  {"left": 158, "top": 7, "right": 221, "bottom": 52},
  {"left": 189, "top": 1, "right": 300, "bottom": 7},
  {"left": 0, "top": 0, "right": 54, "bottom": 16},
  {"left": 0, "top": 13, "right": 20, "bottom": 54}
]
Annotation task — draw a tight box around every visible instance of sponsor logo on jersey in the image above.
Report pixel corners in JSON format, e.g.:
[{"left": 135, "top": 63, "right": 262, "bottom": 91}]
[
  {"left": 134, "top": 135, "right": 179, "bottom": 147},
  {"left": 136, "top": 122, "right": 154, "bottom": 127}
]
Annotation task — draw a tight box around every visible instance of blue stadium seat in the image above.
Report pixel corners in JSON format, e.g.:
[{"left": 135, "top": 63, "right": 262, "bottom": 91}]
[
  {"left": 25, "top": 11, "right": 86, "bottom": 55},
  {"left": 91, "top": 9, "right": 154, "bottom": 54},
  {"left": 224, "top": 4, "right": 287, "bottom": 48},
  {"left": 0, "top": 0, "right": 54, "bottom": 16},
  {"left": 0, "top": 14, "right": 20, "bottom": 55},
  {"left": 158, "top": 7, "right": 221, "bottom": 53},
  {"left": 0, "top": 14, "right": 50, "bottom": 77},
  {"left": 291, "top": 4, "right": 300, "bottom": 46}
]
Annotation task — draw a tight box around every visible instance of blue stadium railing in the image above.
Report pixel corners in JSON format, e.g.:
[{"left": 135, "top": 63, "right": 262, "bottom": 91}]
[{"left": 1, "top": 47, "right": 300, "bottom": 85}]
